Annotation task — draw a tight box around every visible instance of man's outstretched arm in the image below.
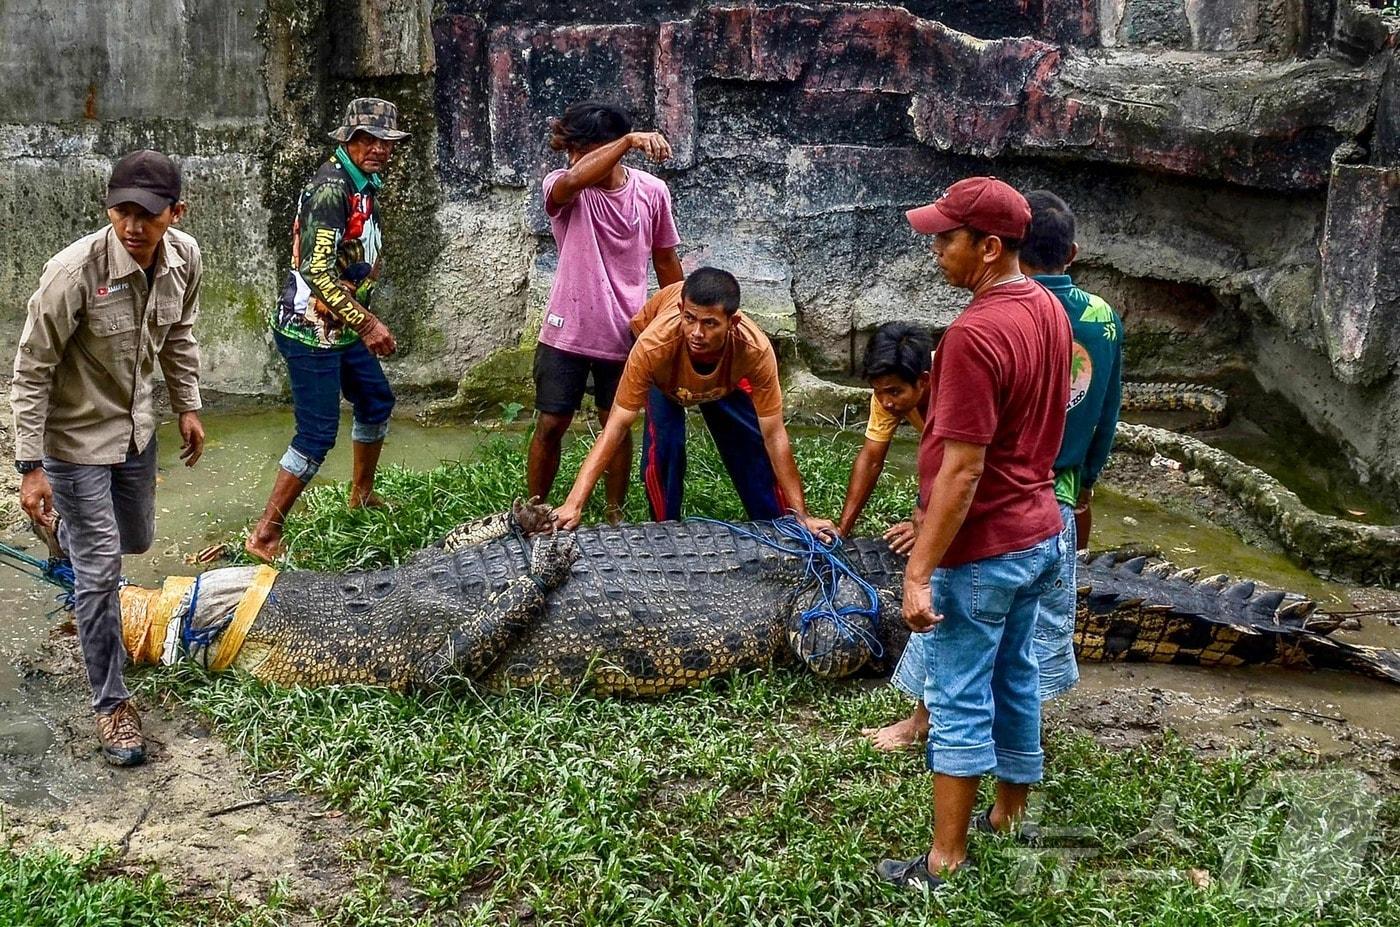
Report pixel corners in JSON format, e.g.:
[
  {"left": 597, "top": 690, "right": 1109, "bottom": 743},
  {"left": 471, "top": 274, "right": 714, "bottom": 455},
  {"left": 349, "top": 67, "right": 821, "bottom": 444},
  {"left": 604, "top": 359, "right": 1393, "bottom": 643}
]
[
  {"left": 837, "top": 439, "right": 891, "bottom": 537},
  {"left": 552, "top": 405, "right": 642, "bottom": 530}
]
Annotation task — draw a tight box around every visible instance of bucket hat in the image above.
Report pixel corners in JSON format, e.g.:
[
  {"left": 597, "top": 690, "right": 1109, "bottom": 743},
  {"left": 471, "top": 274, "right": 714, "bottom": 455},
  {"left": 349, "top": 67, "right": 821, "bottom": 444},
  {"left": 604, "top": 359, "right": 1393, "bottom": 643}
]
[{"left": 328, "top": 98, "right": 410, "bottom": 143}]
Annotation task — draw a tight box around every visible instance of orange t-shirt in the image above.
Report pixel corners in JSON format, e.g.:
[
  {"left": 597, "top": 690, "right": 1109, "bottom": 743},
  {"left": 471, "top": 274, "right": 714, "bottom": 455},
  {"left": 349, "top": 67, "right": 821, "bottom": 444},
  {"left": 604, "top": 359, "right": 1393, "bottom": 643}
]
[{"left": 615, "top": 282, "right": 784, "bottom": 417}]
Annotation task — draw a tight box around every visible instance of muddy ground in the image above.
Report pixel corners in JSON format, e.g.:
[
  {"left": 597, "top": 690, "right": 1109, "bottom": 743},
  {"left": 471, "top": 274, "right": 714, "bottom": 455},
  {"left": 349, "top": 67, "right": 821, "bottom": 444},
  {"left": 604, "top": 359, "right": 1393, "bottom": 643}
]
[{"left": 1, "top": 633, "right": 359, "bottom": 917}]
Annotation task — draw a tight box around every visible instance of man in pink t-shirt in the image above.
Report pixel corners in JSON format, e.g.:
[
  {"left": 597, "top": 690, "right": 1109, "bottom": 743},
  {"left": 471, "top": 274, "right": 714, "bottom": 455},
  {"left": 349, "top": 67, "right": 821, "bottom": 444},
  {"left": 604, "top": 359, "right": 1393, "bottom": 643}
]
[{"left": 527, "top": 101, "right": 683, "bottom": 521}]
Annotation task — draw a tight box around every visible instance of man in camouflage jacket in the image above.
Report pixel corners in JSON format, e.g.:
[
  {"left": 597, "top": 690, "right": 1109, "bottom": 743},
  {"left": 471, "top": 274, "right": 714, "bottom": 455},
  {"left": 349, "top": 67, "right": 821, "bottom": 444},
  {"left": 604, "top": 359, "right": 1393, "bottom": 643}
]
[{"left": 246, "top": 98, "right": 407, "bottom": 561}]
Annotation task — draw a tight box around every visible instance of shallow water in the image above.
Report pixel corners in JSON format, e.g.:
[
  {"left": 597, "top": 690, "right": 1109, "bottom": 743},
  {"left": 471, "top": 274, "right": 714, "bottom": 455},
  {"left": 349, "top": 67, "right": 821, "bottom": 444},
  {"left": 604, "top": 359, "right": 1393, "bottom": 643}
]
[
  {"left": 1121, "top": 406, "right": 1399, "bottom": 526},
  {"left": 1, "top": 410, "right": 1397, "bottom": 807}
]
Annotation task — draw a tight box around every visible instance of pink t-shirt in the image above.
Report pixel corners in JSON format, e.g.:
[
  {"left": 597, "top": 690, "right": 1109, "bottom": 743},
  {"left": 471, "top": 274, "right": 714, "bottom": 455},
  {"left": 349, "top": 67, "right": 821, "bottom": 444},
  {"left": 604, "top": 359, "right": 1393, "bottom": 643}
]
[{"left": 540, "top": 167, "right": 681, "bottom": 361}]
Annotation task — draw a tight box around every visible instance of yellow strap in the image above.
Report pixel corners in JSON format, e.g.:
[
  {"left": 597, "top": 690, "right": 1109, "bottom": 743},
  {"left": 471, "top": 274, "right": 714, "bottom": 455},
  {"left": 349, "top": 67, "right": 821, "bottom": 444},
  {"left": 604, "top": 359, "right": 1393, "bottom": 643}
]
[
  {"left": 209, "top": 564, "right": 279, "bottom": 673},
  {"left": 148, "top": 576, "right": 196, "bottom": 665},
  {"left": 120, "top": 577, "right": 195, "bottom": 665}
]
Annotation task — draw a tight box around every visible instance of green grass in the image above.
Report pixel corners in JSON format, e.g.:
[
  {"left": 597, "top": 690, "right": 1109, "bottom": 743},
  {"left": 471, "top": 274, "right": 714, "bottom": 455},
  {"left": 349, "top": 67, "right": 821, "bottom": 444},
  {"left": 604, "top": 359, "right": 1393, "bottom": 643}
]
[
  {"left": 0, "top": 844, "right": 288, "bottom": 926},
  {"left": 263, "top": 426, "right": 919, "bottom": 571},
  {"left": 12, "top": 426, "right": 1400, "bottom": 924},
  {"left": 150, "top": 669, "right": 1400, "bottom": 927}
]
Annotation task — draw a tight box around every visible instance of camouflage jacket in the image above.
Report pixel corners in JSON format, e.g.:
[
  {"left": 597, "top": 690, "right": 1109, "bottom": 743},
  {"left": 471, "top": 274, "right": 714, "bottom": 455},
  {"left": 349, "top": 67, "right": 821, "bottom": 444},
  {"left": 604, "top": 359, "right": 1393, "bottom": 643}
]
[{"left": 272, "top": 147, "right": 384, "bottom": 348}]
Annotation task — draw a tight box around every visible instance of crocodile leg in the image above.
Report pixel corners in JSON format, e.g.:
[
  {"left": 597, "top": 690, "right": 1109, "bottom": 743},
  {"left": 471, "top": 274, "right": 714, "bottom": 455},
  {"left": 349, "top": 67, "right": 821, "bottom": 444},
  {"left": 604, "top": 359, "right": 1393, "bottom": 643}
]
[{"left": 409, "top": 531, "right": 579, "bottom": 689}]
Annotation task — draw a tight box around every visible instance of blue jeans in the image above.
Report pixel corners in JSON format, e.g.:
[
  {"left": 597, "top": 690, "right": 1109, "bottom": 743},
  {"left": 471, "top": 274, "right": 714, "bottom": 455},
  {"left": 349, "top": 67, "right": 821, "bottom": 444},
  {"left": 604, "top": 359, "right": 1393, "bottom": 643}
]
[
  {"left": 892, "top": 506, "right": 1079, "bottom": 703},
  {"left": 274, "top": 330, "right": 395, "bottom": 481},
  {"left": 639, "top": 385, "right": 786, "bottom": 521},
  {"left": 1034, "top": 503, "right": 1079, "bottom": 699},
  {"left": 903, "top": 534, "right": 1063, "bottom": 782}
]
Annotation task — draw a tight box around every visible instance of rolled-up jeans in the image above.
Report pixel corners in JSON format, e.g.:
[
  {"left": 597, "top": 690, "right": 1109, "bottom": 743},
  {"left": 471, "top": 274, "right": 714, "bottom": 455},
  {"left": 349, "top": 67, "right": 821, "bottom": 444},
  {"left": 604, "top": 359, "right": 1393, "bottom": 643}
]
[
  {"left": 274, "top": 330, "right": 395, "bottom": 482},
  {"left": 45, "top": 439, "right": 159, "bottom": 714},
  {"left": 897, "top": 533, "right": 1063, "bottom": 782},
  {"left": 893, "top": 505, "right": 1079, "bottom": 703},
  {"left": 1033, "top": 503, "right": 1079, "bottom": 699}
]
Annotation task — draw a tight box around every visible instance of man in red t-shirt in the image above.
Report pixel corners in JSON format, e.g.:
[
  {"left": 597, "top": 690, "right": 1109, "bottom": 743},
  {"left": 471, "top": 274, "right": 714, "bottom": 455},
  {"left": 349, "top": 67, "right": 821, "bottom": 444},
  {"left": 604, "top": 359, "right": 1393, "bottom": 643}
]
[{"left": 875, "top": 177, "right": 1071, "bottom": 892}]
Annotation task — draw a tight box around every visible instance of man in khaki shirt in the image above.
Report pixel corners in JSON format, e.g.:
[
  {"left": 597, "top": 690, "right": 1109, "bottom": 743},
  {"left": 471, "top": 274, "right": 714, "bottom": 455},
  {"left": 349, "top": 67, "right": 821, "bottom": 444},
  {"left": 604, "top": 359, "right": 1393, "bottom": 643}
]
[{"left": 11, "top": 149, "right": 206, "bottom": 767}]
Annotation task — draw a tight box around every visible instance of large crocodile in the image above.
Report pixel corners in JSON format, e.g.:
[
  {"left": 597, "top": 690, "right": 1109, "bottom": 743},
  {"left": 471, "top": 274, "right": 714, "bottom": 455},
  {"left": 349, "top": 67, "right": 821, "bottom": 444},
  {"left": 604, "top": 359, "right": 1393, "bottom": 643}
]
[{"left": 113, "top": 505, "right": 1400, "bottom": 694}]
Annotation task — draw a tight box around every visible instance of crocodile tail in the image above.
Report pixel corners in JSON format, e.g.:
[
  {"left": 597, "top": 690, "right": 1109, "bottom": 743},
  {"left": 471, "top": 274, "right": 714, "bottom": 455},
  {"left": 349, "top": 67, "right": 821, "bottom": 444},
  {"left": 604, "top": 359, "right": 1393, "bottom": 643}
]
[
  {"left": 1296, "top": 635, "right": 1400, "bottom": 685},
  {"left": 1074, "top": 551, "right": 1400, "bottom": 685}
]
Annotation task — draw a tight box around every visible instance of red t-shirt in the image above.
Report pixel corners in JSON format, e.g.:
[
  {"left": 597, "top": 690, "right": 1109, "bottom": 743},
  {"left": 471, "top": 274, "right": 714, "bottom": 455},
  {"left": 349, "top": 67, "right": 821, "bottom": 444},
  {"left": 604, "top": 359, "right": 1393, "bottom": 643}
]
[{"left": 917, "top": 278, "right": 1071, "bottom": 567}]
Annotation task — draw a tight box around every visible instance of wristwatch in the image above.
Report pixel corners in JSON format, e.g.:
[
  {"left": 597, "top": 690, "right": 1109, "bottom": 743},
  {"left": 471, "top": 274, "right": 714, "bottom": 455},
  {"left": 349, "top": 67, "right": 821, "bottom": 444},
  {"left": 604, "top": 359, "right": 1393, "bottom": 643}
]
[{"left": 15, "top": 460, "right": 43, "bottom": 475}]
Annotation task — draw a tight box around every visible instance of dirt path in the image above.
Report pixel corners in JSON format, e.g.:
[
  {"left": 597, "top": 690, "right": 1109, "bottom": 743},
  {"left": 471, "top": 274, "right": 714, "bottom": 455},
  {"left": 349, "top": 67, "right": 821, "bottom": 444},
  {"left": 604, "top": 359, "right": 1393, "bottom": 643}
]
[{"left": 1, "top": 634, "right": 358, "bottom": 919}]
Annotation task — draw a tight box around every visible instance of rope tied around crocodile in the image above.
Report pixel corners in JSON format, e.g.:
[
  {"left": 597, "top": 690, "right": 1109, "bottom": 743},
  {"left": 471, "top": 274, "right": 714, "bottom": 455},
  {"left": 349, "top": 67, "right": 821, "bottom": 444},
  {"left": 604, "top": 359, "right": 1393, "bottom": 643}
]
[{"left": 689, "top": 516, "right": 885, "bottom": 663}]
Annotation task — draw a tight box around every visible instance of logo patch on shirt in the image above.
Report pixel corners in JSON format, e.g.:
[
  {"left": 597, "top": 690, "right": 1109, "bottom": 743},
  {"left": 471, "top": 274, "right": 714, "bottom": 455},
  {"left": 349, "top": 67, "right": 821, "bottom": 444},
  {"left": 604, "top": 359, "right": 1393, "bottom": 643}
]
[
  {"left": 95, "top": 282, "right": 130, "bottom": 298},
  {"left": 547, "top": 313, "right": 565, "bottom": 329}
]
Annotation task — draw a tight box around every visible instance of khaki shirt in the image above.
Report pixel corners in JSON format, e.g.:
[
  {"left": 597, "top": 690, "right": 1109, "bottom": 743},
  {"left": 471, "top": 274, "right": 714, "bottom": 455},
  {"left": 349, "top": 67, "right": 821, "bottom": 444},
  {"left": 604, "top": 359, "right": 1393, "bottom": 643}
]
[{"left": 11, "top": 226, "right": 203, "bottom": 465}]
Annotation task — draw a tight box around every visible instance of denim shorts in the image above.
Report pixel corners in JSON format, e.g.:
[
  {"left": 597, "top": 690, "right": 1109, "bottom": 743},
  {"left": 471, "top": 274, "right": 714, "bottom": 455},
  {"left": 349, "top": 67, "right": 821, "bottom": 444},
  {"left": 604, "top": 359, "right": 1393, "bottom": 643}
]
[
  {"left": 1033, "top": 503, "right": 1079, "bottom": 700},
  {"left": 892, "top": 506, "right": 1079, "bottom": 703},
  {"left": 900, "top": 533, "right": 1063, "bottom": 782}
]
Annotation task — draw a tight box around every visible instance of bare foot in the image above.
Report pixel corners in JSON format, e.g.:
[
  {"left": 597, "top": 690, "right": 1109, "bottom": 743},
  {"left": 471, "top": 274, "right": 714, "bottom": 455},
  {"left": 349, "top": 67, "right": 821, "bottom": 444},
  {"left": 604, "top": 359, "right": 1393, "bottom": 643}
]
[
  {"left": 244, "top": 533, "right": 284, "bottom": 563},
  {"left": 861, "top": 714, "right": 929, "bottom": 752},
  {"left": 348, "top": 491, "right": 388, "bottom": 510}
]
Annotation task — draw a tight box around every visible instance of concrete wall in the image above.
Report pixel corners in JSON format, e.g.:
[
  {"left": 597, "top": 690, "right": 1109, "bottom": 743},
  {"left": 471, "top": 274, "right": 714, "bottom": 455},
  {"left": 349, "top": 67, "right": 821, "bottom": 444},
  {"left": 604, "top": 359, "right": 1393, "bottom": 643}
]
[
  {"left": 0, "top": 0, "right": 279, "bottom": 394},
  {"left": 2, "top": 0, "right": 1398, "bottom": 492}
]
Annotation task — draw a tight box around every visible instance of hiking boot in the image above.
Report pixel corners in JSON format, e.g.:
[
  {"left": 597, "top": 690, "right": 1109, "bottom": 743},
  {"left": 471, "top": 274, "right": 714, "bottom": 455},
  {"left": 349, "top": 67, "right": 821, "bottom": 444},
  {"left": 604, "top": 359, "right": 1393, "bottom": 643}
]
[{"left": 95, "top": 701, "right": 146, "bottom": 767}]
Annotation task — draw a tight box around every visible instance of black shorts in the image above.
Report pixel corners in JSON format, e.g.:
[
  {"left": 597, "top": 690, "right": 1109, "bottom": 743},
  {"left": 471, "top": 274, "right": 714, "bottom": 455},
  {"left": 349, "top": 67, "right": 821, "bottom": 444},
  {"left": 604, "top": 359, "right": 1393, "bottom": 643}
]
[{"left": 532, "top": 342, "right": 626, "bottom": 414}]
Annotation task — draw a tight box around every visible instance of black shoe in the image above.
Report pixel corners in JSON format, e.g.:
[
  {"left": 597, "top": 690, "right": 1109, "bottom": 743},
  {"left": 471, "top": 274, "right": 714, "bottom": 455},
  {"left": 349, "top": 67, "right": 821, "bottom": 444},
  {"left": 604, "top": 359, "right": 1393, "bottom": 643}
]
[
  {"left": 875, "top": 853, "right": 971, "bottom": 891},
  {"left": 970, "top": 807, "right": 1038, "bottom": 844}
]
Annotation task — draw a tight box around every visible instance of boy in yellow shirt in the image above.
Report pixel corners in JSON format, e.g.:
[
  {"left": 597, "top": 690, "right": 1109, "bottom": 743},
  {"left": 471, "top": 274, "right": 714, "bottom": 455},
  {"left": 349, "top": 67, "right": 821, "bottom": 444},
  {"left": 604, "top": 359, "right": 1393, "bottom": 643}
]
[{"left": 836, "top": 322, "right": 935, "bottom": 550}]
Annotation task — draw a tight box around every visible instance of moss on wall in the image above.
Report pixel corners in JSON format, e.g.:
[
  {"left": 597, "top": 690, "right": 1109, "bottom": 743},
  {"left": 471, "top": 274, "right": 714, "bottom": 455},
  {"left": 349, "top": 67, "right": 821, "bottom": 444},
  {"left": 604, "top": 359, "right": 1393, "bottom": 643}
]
[{"left": 257, "top": 0, "right": 444, "bottom": 358}]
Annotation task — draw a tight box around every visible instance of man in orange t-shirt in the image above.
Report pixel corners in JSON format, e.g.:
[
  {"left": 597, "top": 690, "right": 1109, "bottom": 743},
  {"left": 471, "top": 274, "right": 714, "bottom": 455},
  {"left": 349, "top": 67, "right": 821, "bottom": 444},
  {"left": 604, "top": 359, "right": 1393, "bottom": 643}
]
[{"left": 552, "top": 267, "right": 836, "bottom": 537}]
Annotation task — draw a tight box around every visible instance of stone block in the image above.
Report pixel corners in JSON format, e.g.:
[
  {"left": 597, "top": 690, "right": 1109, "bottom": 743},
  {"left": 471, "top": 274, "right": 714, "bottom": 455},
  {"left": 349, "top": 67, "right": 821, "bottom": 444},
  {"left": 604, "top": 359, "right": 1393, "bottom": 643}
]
[
  {"left": 433, "top": 15, "right": 490, "bottom": 181},
  {"left": 398, "top": 194, "right": 534, "bottom": 388},
  {"left": 1099, "top": 0, "right": 1302, "bottom": 54},
  {"left": 1372, "top": 50, "right": 1400, "bottom": 166},
  {"left": 1317, "top": 162, "right": 1400, "bottom": 386},
  {"left": 1038, "top": 0, "right": 1099, "bottom": 46},
  {"left": 487, "top": 23, "right": 656, "bottom": 185},
  {"left": 679, "top": 222, "right": 797, "bottom": 339},
  {"left": 334, "top": 0, "right": 436, "bottom": 77},
  {"left": 0, "top": 0, "right": 265, "bottom": 122},
  {"left": 1101, "top": 0, "right": 1191, "bottom": 48}
]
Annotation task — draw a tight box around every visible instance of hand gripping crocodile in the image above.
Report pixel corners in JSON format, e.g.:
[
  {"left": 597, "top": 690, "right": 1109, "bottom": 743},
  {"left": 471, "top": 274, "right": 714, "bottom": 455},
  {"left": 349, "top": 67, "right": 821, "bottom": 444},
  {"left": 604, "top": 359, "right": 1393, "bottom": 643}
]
[{"left": 115, "top": 504, "right": 1400, "bottom": 694}]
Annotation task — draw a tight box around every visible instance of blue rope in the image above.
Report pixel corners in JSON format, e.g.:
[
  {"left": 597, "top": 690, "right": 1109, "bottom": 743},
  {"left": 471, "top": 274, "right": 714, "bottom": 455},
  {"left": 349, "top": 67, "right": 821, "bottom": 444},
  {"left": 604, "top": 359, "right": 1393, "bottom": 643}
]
[
  {"left": 176, "top": 574, "right": 234, "bottom": 669},
  {"left": 687, "top": 516, "right": 884, "bottom": 661}
]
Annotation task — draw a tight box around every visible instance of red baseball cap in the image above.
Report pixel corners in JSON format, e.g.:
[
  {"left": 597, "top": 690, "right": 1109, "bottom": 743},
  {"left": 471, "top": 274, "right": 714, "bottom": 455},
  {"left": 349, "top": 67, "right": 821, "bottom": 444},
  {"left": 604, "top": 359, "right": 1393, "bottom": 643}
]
[{"left": 906, "top": 177, "right": 1031, "bottom": 240}]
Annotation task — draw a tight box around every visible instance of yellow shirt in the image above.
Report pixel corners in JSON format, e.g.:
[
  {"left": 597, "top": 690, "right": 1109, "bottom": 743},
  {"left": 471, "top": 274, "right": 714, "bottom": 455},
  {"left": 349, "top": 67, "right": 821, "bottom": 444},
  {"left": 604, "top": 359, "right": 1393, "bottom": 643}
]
[{"left": 863, "top": 393, "right": 924, "bottom": 444}]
